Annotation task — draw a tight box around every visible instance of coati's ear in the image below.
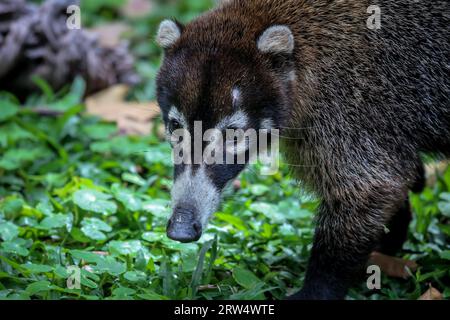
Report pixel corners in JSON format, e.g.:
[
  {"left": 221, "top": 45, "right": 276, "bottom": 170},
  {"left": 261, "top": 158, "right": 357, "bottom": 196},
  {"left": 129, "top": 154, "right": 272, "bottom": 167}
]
[
  {"left": 156, "top": 20, "right": 183, "bottom": 49},
  {"left": 257, "top": 25, "right": 294, "bottom": 55}
]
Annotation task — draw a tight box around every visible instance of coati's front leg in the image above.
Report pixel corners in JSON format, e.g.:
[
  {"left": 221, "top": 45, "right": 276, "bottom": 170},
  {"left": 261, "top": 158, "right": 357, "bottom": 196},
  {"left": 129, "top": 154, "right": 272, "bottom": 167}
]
[
  {"left": 290, "top": 176, "right": 410, "bottom": 300},
  {"left": 377, "top": 160, "right": 424, "bottom": 255},
  {"left": 377, "top": 197, "right": 412, "bottom": 256}
]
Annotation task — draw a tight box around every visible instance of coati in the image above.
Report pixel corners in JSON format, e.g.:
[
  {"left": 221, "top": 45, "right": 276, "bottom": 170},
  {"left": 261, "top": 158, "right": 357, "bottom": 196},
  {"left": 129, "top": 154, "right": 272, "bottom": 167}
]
[{"left": 155, "top": 0, "right": 449, "bottom": 299}]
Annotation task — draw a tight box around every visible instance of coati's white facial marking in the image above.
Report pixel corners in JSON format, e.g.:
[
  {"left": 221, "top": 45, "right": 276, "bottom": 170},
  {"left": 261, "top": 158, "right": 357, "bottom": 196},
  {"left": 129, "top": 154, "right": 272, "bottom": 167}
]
[
  {"left": 168, "top": 106, "right": 187, "bottom": 128},
  {"left": 232, "top": 87, "right": 242, "bottom": 107},
  {"left": 216, "top": 110, "right": 249, "bottom": 131},
  {"left": 156, "top": 20, "right": 181, "bottom": 49},
  {"left": 166, "top": 106, "right": 188, "bottom": 143},
  {"left": 288, "top": 70, "right": 297, "bottom": 82},
  {"left": 171, "top": 166, "right": 221, "bottom": 227},
  {"left": 257, "top": 25, "right": 294, "bottom": 55},
  {"left": 260, "top": 118, "right": 275, "bottom": 130}
]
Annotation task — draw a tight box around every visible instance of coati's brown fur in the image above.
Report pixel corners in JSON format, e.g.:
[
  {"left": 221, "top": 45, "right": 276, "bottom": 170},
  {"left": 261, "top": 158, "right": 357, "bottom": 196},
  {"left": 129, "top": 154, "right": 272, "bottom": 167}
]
[{"left": 156, "top": 0, "right": 449, "bottom": 299}]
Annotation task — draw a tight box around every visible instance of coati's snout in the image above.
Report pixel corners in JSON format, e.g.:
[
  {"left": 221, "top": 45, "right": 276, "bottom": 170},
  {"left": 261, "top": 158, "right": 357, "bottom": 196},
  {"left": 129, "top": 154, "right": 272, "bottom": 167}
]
[
  {"left": 167, "top": 163, "right": 242, "bottom": 243},
  {"left": 167, "top": 204, "right": 202, "bottom": 243}
]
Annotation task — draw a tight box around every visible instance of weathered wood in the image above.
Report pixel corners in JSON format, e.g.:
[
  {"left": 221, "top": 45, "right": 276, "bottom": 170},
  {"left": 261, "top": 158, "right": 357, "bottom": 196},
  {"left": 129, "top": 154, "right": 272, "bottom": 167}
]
[{"left": 0, "top": 0, "right": 139, "bottom": 99}]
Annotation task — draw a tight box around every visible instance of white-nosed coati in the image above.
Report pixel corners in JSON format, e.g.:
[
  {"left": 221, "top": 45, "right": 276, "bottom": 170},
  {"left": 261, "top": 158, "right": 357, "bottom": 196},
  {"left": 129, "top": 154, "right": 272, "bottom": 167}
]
[{"left": 155, "top": 0, "right": 449, "bottom": 299}]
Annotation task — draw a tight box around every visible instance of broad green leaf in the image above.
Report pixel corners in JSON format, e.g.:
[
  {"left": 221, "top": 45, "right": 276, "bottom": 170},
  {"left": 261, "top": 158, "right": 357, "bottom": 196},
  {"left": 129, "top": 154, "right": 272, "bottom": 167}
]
[
  {"left": 142, "top": 232, "right": 165, "bottom": 243},
  {"left": 249, "top": 184, "right": 270, "bottom": 196},
  {"left": 2, "top": 292, "right": 31, "bottom": 300},
  {"left": 249, "top": 202, "right": 285, "bottom": 223},
  {"left": 38, "top": 214, "right": 70, "bottom": 230},
  {"left": 1, "top": 238, "right": 30, "bottom": 256},
  {"left": 0, "top": 147, "right": 52, "bottom": 171},
  {"left": 108, "top": 240, "right": 143, "bottom": 256},
  {"left": 0, "top": 197, "right": 24, "bottom": 216},
  {"left": 232, "top": 267, "right": 262, "bottom": 290},
  {"left": 161, "top": 239, "right": 198, "bottom": 252},
  {"left": 93, "top": 256, "right": 126, "bottom": 276},
  {"left": 73, "top": 189, "right": 117, "bottom": 215},
  {"left": 121, "top": 173, "right": 147, "bottom": 187},
  {"left": 70, "top": 227, "right": 91, "bottom": 243},
  {"left": 0, "top": 221, "right": 19, "bottom": 241},
  {"left": 80, "top": 269, "right": 100, "bottom": 289},
  {"left": 144, "top": 144, "right": 172, "bottom": 166},
  {"left": 0, "top": 123, "right": 35, "bottom": 147},
  {"left": 70, "top": 250, "right": 103, "bottom": 263},
  {"left": 439, "top": 250, "right": 450, "bottom": 260},
  {"left": 25, "top": 281, "right": 52, "bottom": 295},
  {"left": 54, "top": 265, "right": 70, "bottom": 279},
  {"left": 437, "top": 201, "right": 450, "bottom": 217},
  {"left": 215, "top": 212, "right": 247, "bottom": 231},
  {"left": 439, "top": 192, "right": 450, "bottom": 202},
  {"left": 111, "top": 184, "right": 142, "bottom": 212},
  {"left": 277, "top": 201, "right": 311, "bottom": 220},
  {"left": 124, "top": 271, "right": 147, "bottom": 283},
  {"left": 113, "top": 138, "right": 148, "bottom": 157},
  {"left": 36, "top": 202, "right": 54, "bottom": 216},
  {"left": 70, "top": 250, "right": 125, "bottom": 277},
  {"left": 80, "top": 217, "right": 112, "bottom": 241},
  {"left": 112, "top": 287, "right": 136, "bottom": 299},
  {"left": 142, "top": 200, "right": 171, "bottom": 218},
  {"left": 0, "top": 100, "right": 19, "bottom": 122},
  {"left": 82, "top": 123, "right": 117, "bottom": 140},
  {"left": 21, "top": 263, "right": 53, "bottom": 274}
]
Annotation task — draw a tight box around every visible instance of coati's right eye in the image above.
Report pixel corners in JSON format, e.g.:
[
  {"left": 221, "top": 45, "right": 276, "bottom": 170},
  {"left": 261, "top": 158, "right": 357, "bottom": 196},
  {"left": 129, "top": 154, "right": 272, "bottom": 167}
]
[{"left": 168, "top": 119, "right": 182, "bottom": 132}]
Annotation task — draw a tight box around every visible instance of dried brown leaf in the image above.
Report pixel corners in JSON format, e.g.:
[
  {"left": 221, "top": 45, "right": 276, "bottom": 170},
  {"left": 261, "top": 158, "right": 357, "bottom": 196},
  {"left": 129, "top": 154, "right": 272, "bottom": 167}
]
[
  {"left": 418, "top": 286, "right": 443, "bottom": 300},
  {"left": 425, "top": 161, "right": 450, "bottom": 186},
  {"left": 85, "top": 85, "right": 160, "bottom": 136},
  {"left": 90, "top": 23, "right": 131, "bottom": 48},
  {"left": 121, "top": 0, "right": 153, "bottom": 18}
]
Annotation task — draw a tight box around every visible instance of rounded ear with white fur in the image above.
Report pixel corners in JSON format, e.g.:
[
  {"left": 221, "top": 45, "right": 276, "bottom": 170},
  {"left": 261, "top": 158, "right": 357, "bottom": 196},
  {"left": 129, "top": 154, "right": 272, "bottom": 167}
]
[
  {"left": 257, "top": 25, "right": 295, "bottom": 55},
  {"left": 156, "top": 20, "right": 182, "bottom": 49}
]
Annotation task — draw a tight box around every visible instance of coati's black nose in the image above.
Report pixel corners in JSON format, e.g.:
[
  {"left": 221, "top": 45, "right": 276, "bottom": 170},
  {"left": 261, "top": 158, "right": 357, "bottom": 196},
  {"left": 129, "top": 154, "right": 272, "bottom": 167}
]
[{"left": 166, "top": 205, "right": 202, "bottom": 243}]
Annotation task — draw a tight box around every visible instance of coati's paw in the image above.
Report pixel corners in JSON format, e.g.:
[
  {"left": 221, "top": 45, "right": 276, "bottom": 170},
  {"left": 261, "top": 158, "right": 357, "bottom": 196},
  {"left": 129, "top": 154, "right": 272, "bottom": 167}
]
[{"left": 368, "top": 251, "right": 418, "bottom": 279}]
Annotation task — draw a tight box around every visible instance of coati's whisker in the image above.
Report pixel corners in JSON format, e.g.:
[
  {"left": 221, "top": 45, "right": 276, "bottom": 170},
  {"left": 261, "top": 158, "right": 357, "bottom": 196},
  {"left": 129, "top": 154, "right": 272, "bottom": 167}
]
[
  {"left": 267, "top": 133, "right": 306, "bottom": 140},
  {"left": 277, "top": 126, "right": 316, "bottom": 130}
]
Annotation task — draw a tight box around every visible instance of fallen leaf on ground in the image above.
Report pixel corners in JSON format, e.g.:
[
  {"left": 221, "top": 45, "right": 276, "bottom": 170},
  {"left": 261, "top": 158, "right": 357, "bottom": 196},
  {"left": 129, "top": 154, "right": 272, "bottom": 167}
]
[
  {"left": 90, "top": 23, "right": 131, "bottom": 48},
  {"left": 425, "top": 161, "right": 450, "bottom": 186},
  {"left": 369, "top": 251, "right": 418, "bottom": 279},
  {"left": 418, "top": 285, "right": 443, "bottom": 300},
  {"left": 121, "top": 0, "right": 153, "bottom": 18},
  {"left": 85, "top": 85, "right": 160, "bottom": 136}
]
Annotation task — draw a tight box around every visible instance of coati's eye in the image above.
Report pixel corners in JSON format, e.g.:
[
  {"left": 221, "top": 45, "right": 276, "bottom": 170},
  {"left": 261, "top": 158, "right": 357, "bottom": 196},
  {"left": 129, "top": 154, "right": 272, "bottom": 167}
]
[{"left": 168, "top": 119, "right": 182, "bottom": 133}]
